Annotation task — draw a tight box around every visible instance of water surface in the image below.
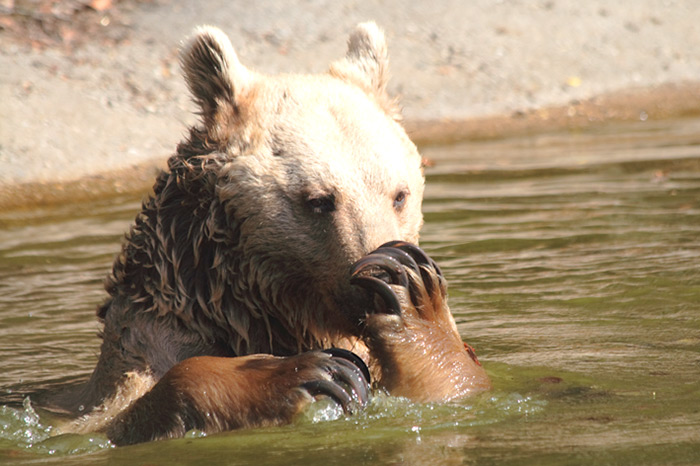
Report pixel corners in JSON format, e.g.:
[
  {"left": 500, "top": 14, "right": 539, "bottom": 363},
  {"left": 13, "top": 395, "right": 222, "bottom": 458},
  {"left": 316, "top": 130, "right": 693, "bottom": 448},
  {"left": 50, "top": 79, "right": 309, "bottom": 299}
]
[{"left": 1, "top": 118, "right": 699, "bottom": 464}]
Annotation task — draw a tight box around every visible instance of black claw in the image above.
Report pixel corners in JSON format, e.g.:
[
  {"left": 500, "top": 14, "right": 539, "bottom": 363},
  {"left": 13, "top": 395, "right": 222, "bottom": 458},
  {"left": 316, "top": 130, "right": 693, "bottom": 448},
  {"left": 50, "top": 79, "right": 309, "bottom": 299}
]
[
  {"left": 378, "top": 241, "right": 427, "bottom": 262},
  {"left": 351, "top": 242, "right": 446, "bottom": 319},
  {"left": 379, "top": 241, "right": 443, "bottom": 278},
  {"left": 350, "top": 254, "right": 409, "bottom": 288},
  {"left": 322, "top": 348, "right": 371, "bottom": 386},
  {"left": 371, "top": 246, "right": 421, "bottom": 277},
  {"left": 328, "top": 360, "right": 369, "bottom": 408},
  {"left": 301, "top": 379, "right": 354, "bottom": 412},
  {"left": 303, "top": 349, "right": 371, "bottom": 414},
  {"left": 350, "top": 275, "right": 402, "bottom": 315},
  {"left": 378, "top": 241, "right": 443, "bottom": 291}
]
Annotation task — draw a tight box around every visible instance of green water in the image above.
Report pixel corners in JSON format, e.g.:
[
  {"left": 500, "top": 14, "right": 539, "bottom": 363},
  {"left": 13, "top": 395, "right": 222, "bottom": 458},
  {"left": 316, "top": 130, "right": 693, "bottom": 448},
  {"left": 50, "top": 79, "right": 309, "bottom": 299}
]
[{"left": 1, "top": 119, "right": 699, "bottom": 465}]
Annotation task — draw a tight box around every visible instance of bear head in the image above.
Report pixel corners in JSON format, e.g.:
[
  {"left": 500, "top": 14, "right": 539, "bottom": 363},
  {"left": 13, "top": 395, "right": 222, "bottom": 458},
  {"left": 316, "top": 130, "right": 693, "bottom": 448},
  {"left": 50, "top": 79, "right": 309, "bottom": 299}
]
[{"left": 171, "top": 23, "right": 424, "bottom": 354}]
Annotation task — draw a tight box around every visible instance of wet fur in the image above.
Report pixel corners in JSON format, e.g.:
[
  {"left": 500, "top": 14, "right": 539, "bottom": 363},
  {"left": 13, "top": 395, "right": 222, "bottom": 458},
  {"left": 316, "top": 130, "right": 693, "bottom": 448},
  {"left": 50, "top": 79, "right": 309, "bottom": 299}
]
[
  {"left": 358, "top": 249, "right": 491, "bottom": 401},
  {"left": 104, "top": 352, "right": 361, "bottom": 445},
  {"left": 36, "top": 23, "right": 488, "bottom": 444}
]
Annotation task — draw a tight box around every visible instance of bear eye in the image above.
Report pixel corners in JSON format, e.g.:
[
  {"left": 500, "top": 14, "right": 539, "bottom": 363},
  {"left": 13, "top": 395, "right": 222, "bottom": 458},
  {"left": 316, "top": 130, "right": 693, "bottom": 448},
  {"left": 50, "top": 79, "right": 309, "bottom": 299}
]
[
  {"left": 393, "top": 189, "right": 408, "bottom": 210},
  {"left": 307, "top": 194, "right": 336, "bottom": 214}
]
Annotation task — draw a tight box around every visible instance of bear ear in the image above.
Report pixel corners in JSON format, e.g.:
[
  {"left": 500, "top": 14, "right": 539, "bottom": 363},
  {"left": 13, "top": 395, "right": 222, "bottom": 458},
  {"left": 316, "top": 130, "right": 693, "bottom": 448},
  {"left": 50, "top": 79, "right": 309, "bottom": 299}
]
[
  {"left": 180, "top": 26, "right": 251, "bottom": 130},
  {"left": 329, "top": 22, "right": 401, "bottom": 119}
]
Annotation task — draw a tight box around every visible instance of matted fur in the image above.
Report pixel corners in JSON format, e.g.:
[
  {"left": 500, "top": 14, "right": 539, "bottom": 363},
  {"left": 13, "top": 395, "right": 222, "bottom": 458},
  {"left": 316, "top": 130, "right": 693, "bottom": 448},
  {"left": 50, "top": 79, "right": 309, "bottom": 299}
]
[
  {"left": 45, "top": 22, "right": 425, "bottom": 421},
  {"left": 61, "top": 371, "right": 156, "bottom": 434},
  {"left": 35, "top": 24, "right": 493, "bottom": 445}
]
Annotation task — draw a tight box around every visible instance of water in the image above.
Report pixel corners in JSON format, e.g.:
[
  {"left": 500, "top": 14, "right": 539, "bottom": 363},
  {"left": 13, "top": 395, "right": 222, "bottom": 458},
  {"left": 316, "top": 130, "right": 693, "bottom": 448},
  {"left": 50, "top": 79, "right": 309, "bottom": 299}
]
[{"left": 1, "top": 118, "right": 699, "bottom": 464}]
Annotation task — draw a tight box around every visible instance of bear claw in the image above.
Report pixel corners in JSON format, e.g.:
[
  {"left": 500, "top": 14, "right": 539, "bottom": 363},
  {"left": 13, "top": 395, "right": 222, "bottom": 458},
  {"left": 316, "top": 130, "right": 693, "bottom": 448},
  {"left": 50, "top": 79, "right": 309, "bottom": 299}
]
[
  {"left": 351, "top": 242, "right": 443, "bottom": 318},
  {"left": 322, "top": 348, "right": 371, "bottom": 385},
  {"left": 381, "top": 241, "right": 443, "bottom": 279},
  {"left": 302, "top": 348, "right": 371, "bottom": 414},
  {"left": 301, "top": 379, "right": 355, "bottom": 412},
  {"left": 349, "top": 275, "right": 402, "bottom": 316},
  {"left": 382, "top": 241, "right": 444, "bottom": 296},
  {"left": 372, "top": 246, "right": 421, "bottom": 275},
  {"left": 350, "top": 254, "right": 409, "bottom": 288}
]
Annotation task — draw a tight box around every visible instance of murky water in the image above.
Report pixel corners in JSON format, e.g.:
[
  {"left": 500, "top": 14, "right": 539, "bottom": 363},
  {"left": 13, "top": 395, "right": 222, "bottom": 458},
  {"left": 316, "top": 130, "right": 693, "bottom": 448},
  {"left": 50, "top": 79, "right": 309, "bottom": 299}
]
[{"left": 1, "top": 119, "right": 699, "bottom": 464}]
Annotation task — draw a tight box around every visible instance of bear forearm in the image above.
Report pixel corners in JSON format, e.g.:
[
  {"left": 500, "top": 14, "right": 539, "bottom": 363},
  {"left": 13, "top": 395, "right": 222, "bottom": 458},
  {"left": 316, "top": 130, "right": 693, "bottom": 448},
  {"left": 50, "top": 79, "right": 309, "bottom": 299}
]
[{"left": 104, "top": 351, "right": 369, "bottom": 446}]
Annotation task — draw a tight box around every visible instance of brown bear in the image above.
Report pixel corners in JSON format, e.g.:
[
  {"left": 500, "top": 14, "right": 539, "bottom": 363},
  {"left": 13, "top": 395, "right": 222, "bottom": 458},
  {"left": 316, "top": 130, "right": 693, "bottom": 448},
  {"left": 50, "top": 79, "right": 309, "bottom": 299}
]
[{"left": 41, "top": 23, "right": 489, "bottom": 445}]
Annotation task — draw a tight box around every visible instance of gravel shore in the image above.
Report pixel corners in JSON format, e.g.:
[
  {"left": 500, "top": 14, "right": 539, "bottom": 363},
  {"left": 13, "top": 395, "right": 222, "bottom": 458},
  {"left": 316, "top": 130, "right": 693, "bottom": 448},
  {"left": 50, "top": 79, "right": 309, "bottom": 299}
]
[{"left": 1, "top": 0, "right": 700, "bottom": 208}]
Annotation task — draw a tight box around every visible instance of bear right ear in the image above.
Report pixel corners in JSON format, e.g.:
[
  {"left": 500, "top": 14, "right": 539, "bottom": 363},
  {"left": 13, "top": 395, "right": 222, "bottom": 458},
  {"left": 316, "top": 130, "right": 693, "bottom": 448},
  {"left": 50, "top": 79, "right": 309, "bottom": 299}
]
[
  {"left": 329, "top": 22, "right": 401, "bottom": 120},
  {"left": 180, "top": 26, "right": 251, "bottom": 133}
]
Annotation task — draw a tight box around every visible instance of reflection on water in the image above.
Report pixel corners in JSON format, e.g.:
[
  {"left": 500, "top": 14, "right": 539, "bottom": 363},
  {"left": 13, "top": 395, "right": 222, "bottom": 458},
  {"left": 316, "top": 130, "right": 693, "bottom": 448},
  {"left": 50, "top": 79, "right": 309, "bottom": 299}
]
[{"left": 1, "top": 119, "right": 699, "bottom": 464}]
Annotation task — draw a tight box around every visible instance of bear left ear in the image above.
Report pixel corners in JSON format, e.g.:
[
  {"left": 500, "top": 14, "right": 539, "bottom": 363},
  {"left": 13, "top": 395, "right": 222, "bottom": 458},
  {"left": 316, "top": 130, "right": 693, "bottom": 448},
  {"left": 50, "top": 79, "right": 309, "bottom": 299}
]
[
  {"left": 180, "top": 26, "right": 252, "bottom": 134},
  {"left": 329, "top": 22, "right": 401, "bottom": 120}
]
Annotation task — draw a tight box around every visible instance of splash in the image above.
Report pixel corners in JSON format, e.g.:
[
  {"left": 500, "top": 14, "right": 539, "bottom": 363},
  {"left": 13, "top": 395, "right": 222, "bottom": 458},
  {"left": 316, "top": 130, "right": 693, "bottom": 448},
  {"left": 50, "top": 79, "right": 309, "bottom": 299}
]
[
  {"left": 0, "top": 397, "right": 52, "bottom": 447},
  {"left": 297, "top": 397, "right": 345, "bottom": 424},
  {"left": 0, "top": 398, "right": 112, "bottom": 456}
]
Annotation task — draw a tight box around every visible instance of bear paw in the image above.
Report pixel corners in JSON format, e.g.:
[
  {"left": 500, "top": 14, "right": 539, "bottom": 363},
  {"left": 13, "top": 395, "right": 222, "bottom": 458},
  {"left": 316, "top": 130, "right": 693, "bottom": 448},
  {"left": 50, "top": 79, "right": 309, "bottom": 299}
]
[
  {"left": 105, "top": 348, "right": 370, "bottom": 446},
  {"left": 301, "top": 348, "right": 371, "bottom": 414},
  {"left": 351, "top": 241, "right": 490, "bottom": 402}
]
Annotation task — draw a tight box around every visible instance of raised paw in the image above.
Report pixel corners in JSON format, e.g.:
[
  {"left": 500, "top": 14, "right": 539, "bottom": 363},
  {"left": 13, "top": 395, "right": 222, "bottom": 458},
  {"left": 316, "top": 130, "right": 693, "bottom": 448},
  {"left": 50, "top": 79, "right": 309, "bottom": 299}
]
[
  {"left": 104, "top": 349, "right": 370, "bottom": 446},
  {"left": 350, "top": 240, "right": 447, "bottom": 322},
  {"left": 350, "top": 242, "right": 490, "bottom": 402}
]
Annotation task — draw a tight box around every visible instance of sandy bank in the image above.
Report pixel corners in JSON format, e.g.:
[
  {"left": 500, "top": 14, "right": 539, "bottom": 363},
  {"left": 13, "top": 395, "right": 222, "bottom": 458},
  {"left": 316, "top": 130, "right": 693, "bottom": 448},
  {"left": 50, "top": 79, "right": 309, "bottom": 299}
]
[{"left": 1, "top": 0, "right": 699, "bottom": 210}]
